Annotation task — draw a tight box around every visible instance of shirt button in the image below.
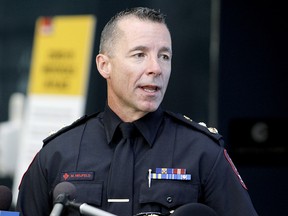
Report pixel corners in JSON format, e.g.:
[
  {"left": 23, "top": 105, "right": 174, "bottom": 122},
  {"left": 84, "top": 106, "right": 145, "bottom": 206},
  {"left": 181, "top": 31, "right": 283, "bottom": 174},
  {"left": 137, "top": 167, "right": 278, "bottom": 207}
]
[{"left": 166, "top": 196, "right": 173, "bottom": 203}]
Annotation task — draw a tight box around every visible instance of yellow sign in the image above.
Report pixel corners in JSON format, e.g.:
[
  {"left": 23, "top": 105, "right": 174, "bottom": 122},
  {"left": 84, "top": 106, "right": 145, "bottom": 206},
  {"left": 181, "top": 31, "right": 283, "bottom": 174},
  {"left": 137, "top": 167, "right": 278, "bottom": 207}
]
[{"left": 28, "top": 15, "right": 96, "bottom": 95}]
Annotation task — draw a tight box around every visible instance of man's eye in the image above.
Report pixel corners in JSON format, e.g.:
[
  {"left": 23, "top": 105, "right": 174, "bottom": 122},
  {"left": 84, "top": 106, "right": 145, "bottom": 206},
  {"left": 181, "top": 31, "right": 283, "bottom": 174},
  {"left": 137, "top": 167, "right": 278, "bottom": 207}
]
[
  {"left": 134, "top": 53, "right": 145, "bottom": 58},
  {"left": 160, "top": 54, "right": 170, "bottom": 61}
]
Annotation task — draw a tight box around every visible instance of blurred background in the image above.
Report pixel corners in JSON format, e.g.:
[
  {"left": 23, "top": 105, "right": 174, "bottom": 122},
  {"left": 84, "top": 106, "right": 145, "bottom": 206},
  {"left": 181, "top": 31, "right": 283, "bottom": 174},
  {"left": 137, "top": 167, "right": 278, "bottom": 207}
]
[{"left": 0, "top": 0, "right": 287, "bottom": 215}]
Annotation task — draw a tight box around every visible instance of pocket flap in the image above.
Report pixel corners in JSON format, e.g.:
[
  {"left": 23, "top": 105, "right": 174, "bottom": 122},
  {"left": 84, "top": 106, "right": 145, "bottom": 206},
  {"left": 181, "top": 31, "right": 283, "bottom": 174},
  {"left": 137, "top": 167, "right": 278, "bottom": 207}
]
[
  {"left": 139, "top": 181, "right": 198, "bottom": 209},
  {"left": 74, "top": 182, "right": 103, "bottom": 206}
]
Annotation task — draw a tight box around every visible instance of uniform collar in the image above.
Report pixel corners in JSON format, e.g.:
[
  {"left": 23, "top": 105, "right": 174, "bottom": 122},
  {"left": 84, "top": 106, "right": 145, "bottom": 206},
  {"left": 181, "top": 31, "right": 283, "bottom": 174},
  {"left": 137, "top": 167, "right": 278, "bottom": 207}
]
[
  {"left": 102, "top": 104, "right": 164, "bottom": 147},
  {"left": 102, "top": 104, "right": 122, "bottom": 145}
]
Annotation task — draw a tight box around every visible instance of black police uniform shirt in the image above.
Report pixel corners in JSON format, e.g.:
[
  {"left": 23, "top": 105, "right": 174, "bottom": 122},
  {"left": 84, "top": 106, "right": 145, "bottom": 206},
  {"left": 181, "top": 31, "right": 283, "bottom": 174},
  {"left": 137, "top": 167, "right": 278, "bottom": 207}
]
[{"left": 16, "top": 105, "right": 258, "bottom": 216}]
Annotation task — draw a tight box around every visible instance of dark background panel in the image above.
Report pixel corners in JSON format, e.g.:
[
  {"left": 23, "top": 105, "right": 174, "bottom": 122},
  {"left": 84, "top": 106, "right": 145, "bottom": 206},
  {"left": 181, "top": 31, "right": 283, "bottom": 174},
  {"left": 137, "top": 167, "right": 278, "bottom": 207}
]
[
  {"left": 219, "top": 0, "right": 288, "bottom": 137},
  {"left": 219, "top": 1, "right": 288, "bottom": 216}
]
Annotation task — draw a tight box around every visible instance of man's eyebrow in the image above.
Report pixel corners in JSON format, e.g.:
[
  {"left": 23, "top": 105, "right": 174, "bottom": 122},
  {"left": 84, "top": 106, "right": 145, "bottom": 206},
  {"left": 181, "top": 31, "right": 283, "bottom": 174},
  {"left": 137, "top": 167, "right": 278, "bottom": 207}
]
[
  {"left": 129, "top": 46, "right": 148, "bottom": 52},
  {"left": 129, "top": 46, "right": 172, "bottom": 54},
  {"left": 159, "top": 47, "right": 172, "bottom": 55}
]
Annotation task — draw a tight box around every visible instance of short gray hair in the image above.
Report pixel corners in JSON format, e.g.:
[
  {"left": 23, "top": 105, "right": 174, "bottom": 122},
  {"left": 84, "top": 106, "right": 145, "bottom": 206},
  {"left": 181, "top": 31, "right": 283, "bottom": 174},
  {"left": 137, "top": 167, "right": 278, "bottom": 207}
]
[{"left": 99, "top": 7, "right": 168, "bottom": 55}]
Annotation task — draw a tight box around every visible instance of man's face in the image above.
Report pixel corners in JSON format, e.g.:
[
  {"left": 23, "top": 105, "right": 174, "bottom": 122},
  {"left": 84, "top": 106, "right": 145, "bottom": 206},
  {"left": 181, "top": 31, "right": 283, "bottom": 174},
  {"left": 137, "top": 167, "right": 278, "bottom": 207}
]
[{"left": 104, "top": 17, "right": 172, "bottom": 120}]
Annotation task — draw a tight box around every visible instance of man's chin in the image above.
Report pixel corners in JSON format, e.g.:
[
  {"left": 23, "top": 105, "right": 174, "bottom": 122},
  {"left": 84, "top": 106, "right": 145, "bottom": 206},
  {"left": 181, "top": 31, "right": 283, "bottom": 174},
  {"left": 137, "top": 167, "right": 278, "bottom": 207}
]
[{"left": 140, "top": 103, "right": 160, "bottom": 113}]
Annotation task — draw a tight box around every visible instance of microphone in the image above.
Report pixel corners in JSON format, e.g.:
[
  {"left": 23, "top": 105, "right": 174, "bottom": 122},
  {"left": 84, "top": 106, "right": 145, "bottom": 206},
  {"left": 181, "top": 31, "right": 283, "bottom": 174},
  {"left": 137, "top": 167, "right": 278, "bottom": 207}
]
[
  {"left": 171, "top": 203, "right": 218, "bottom": 216},
  {"left": 50, "top": 182, "right": 76, "bottom": 216},
  {"left": 0, "top": 185, "right": 19, "bottom": 215},
  {"left": 68, "top": 201, "right": 117, "bottom": 216},
  {"left": 51, "top": 182, "right": 116, "bottom": 216},
  {"left": 0, "top": 185, "right": 12, "bottom": 211}
]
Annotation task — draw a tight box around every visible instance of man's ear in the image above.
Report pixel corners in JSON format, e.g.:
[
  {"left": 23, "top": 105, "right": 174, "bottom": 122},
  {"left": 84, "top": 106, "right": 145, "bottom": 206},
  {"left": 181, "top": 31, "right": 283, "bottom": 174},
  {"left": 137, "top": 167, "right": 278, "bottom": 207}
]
[{"left": 96, "top": 54, "right": 110, "bottom": 79}]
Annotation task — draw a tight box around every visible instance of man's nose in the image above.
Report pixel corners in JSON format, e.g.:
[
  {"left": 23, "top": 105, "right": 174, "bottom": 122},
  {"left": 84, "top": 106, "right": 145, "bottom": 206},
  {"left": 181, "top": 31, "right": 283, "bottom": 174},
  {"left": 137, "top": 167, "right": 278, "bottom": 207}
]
[{"left": 146, "top": 57, "right": 162, "bottom": 76}]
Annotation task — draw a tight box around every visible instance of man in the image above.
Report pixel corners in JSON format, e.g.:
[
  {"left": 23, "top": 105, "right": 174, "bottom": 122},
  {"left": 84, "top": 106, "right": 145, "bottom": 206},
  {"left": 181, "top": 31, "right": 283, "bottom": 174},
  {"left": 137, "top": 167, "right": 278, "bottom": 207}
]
[{"left": 16, "top": 7, "right": 258, "bottom": 216}]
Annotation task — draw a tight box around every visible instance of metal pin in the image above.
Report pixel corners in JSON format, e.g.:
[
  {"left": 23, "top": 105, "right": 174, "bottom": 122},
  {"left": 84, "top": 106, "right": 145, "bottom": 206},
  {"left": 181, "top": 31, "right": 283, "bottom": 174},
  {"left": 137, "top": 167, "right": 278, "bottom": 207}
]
[{"left": 148, "top": 169, "right": 152, "bottom": 188}]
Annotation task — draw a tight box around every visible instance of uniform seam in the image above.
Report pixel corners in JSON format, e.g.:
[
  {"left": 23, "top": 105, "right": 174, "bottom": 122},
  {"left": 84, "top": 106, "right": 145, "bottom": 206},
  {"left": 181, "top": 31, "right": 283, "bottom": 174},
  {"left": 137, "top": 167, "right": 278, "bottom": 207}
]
[
  {"left": 204, "top": 146, "right": 223, "bottom": 186},
  {"left": 171, "top": 119, "right": 178, "bottom": 167},
  {"left": 75, "top": 122, "right": 88, "bottom": 170},
  {"left": 37, "top": 153, "right": 48, "bottom": 186}
]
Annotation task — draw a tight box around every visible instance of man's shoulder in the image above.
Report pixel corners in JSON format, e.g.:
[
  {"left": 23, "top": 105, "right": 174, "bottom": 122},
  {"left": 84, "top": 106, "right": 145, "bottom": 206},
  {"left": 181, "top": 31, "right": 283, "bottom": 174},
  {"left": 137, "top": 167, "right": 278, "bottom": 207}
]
[
  {"left": 43, "top": 112, "right": 100, "bottom": 145},
  {"left": 164, "top": 110, "right": 224, "bottom": 144}
]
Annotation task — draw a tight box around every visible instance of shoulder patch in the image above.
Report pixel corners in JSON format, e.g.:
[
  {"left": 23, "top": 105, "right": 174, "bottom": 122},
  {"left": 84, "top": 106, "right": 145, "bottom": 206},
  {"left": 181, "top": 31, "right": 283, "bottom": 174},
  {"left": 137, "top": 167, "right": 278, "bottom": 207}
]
[
  {"left": 224, "top": 149, "right": 248, "bottom": 190},
  {"left": 165, "top": 111, "right": 224, "bottom": 146},
  {"left": 43, "top": 112, "right": 100, "bottom": 145}
]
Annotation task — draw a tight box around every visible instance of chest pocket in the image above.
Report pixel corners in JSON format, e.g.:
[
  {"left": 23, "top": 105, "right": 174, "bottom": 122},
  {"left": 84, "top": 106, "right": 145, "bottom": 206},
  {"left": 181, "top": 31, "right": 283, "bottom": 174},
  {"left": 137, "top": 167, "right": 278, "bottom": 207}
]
[
  {"left": 139, "top": 180, "right": 199, "bottom": 209},
  {"left": 73, "top": 182, "right": 103, "bottom": 206}
]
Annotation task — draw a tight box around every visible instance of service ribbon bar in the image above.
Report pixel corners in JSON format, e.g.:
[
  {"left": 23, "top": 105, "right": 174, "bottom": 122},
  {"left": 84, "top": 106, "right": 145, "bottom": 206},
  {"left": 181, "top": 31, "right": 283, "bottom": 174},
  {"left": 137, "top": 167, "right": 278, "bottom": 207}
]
[
  {"left": 156, "top": 168, "right": 186, "bottom": 174},
  {"left": 151, "top": 173, "right": 191, "bottom": 181}
]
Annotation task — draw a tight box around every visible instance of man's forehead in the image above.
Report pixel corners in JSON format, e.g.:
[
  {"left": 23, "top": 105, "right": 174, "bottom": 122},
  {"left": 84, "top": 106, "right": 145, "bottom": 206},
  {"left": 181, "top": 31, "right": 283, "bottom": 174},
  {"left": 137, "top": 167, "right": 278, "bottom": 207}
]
[
  {"left": 118, "top": 18, "right": 170, "bottom": 39},
  {"left": 114, "top": 16, "right": 171, "bottom": 52}
]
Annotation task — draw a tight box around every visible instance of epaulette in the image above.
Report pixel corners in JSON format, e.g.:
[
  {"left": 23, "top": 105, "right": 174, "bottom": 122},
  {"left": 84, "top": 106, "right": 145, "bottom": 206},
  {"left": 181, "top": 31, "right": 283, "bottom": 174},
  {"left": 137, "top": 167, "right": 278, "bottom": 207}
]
[
  {"left": 43, "top": 112, "right": 100, "bottom": 145},
  {"left": 165, "top": 111, "right": 224, "bottom": 145}
]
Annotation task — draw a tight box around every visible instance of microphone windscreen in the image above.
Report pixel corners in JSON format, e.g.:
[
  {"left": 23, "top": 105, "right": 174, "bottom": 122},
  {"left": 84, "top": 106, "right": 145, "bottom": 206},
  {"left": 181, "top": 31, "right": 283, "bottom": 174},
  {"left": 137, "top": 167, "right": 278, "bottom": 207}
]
[
  {"left": 172, "top": 203, "right": 218, "bottom": 216},
  {"left": 0, "top": 185, "right": 12, "bottom": 210},
  {"left": 53, "top": 182, "right": 77, "bottom": 201}
]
